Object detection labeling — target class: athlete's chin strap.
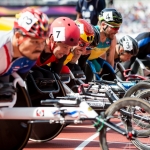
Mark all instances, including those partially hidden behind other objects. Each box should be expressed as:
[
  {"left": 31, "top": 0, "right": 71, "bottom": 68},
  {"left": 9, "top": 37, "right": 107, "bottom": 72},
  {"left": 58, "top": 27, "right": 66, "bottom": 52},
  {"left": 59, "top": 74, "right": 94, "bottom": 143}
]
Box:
[
  {"left": 103, "top": 24, "right": 108, "bottom": 37},
  {"left": 16, "top": 36, "right": 29, "bottom": 57},
  {"left": 48, "top": 34, "right": 56, "bottom": 53},
  {"left": 117, "top": 45, "right": 124, "bottom": 62}
]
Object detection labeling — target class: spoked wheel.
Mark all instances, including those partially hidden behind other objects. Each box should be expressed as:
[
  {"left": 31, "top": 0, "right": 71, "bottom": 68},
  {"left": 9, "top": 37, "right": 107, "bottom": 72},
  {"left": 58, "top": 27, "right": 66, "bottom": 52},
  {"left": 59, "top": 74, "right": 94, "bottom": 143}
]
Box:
[
  {"left": 99, "top": 97, "right": 150, "bottom": 150},
  {"left": 124, "top": 82, "right": 150, "bottom": 97},
  {"left": 29, "top": 79, "right": 65, "bottom": 142},
  {"left": 133, "top": 89, "right": 150, "bottom": 129},
  {"left": 0, "top": 85, "right": 32, "bottom": 150}
]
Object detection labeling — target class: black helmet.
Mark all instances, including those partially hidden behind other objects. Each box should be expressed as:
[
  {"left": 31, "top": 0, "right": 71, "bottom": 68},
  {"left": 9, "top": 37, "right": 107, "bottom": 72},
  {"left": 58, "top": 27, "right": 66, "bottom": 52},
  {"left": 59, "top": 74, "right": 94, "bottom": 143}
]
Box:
[
  {"left": 119, "top": 35, "right": 139, "bottom": 56},
  {"left": 90, "top": 26, "right": 100, "bottom": 47},
  {"left": 99, "top": 8, "right": 122, "bottom": 27}
]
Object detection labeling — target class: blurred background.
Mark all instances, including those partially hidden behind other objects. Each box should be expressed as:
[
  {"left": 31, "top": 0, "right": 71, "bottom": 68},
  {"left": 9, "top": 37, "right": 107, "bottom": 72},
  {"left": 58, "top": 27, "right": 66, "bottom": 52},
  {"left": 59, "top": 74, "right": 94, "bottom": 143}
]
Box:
[{"left": 0, "top": 0, "right": 149, "bottom": 38}]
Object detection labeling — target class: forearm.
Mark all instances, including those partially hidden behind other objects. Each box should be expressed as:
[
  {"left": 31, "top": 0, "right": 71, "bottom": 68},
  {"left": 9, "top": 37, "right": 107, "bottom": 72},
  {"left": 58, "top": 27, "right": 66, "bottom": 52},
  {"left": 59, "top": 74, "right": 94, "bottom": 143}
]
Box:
[
  {"left": 51, "top": 55, "right": 67, "bottom": 74},
  {"left": 76, "top": 12, "right": 82, "bottom": 19},
  {"left": 70, "top": 53, "right": 81, "bottom": 64}
]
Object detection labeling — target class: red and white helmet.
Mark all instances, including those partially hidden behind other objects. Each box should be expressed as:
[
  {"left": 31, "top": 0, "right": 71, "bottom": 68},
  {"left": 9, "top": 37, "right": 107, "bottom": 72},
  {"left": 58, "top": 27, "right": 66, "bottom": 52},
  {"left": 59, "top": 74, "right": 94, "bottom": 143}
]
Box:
[
  {"left": 75, "top": 19, "right": 94, "bottom": 44},
  {"left": 14, "top": 7, "right": 50, "bottom": 39},
  {"left": 49, "top": 17, "right": 80, "bottom": 46}
]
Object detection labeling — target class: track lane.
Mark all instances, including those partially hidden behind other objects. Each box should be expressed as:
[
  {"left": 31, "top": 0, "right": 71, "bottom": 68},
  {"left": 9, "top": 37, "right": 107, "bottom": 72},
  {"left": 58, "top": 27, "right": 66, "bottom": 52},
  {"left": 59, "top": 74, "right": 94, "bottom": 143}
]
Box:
[{"left": 24, "top": 120, "right": 140, "bottom": 150}]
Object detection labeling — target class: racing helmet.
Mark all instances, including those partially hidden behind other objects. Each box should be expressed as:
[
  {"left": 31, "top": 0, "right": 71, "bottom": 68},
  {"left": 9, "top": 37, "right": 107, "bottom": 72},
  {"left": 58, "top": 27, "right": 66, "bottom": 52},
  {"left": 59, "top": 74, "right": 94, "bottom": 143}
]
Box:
[
  {"left": 119, "top": 35, "right": 139, "bottom": 56},
  {"left": 49, "top": 17, "right": 80, "bottom": 46},
  {"left": 14, "top": 7, "right": 50, "bottom": 38},
  {"left": 99, "top": 8, "right": 122, "bottom": 27},
  {"left": 75, "top": 19, "right": 94, "bottom": 45}
]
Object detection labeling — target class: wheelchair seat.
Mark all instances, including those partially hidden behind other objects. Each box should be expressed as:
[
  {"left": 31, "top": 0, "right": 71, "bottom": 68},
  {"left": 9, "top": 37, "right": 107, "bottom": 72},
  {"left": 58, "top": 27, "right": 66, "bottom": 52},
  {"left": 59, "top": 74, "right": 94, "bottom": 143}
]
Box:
[
  {"left": 72, "top": 70, "right": 85, "bottom": 78},
  {"left": 27, "top": 71, "right": 60, "bottom": 96},
  {"left": 59, "top": 73, "right": 70, "bottom": 83},
  {"left": 131, "top": 58, "right": 150, "bottom": 76}
]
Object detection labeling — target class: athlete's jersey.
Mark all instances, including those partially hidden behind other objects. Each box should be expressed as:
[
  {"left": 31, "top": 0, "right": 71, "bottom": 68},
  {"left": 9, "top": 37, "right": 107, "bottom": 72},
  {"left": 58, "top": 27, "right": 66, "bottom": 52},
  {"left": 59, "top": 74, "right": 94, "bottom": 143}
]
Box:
[
  {"left": 36, "top": 50, "right": 67, "bottom": 74},
  {"left": 63, "top": 52, "right": 74, "bottom": 65},
  {"left": 76, "top": 0, "right": 105, "bottom": 25},
  {"left": 135, "top": 32, "right": 150, "bottom": 59},
  {"left": 0, "top": 30, "right": 36, "bottom": 76},
  {"left": 36, "top": 51, "right": 57, "bottom": 67},
  {"left": 88, "top": 26, "right": 111, "bottom": 60}
]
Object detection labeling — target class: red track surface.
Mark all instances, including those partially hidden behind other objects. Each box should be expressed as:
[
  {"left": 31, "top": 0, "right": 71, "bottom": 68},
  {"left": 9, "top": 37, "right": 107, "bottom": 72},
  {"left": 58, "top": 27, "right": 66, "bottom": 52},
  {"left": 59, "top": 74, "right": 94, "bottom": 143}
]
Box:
[{"left": 24, "top": 121, "right": 139, "bottom": 150}]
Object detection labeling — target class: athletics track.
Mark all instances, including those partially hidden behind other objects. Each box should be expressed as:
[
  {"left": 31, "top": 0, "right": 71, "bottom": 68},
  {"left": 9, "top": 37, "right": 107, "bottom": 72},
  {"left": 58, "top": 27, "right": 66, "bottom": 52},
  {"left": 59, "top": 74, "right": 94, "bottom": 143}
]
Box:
[{"left": 24, "top": 120, "right": 141, "bottom": 150}]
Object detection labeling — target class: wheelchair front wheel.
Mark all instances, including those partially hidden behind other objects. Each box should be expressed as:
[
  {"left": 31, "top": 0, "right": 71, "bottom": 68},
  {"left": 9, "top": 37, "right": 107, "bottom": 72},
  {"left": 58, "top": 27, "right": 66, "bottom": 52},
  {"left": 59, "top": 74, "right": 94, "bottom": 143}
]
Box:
[
  {"left": 0, "top": 85, "right": 32, "bottom": 150},
  {"left": 99, "top": 97, "right": 150, "bottom": 150}
]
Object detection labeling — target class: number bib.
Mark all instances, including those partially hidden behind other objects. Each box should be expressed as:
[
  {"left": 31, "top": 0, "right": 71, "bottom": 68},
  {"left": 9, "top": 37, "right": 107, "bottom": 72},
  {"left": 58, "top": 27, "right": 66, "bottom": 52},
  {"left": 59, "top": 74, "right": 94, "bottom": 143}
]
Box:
[{"left": 18, "top": 11, "right": 38, "bottom": 31}]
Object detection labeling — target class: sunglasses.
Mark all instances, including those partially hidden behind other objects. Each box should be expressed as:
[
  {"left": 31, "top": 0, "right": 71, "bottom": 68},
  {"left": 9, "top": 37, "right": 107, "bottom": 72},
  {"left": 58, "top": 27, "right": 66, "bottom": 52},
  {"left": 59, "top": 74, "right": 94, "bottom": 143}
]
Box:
[
  {"left": 78, "top": 40, "right": 90, "bottom": 48},
  {"left": 105, "top": 23, "right": 120, "bottom": 31}
]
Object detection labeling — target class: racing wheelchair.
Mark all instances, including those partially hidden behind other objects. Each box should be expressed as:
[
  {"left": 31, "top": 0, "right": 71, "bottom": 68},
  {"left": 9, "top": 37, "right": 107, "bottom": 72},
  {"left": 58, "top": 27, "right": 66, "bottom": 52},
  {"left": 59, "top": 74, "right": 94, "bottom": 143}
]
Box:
[{"left": 0, "top": 71, "right": 150, "bottom": 150}]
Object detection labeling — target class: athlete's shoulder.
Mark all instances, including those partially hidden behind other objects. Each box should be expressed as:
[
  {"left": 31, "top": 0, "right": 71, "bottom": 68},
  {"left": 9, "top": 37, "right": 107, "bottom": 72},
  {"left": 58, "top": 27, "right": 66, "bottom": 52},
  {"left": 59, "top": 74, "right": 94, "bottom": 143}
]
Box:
[
  {"left": 94, "top": 25, "right": 100, "bottom": 31},
  {"left": 0, "top": 30, "right": 14, "bottom": 49},
  {"left": 135, "top": 32, "right": 150, "bottom": 41}
]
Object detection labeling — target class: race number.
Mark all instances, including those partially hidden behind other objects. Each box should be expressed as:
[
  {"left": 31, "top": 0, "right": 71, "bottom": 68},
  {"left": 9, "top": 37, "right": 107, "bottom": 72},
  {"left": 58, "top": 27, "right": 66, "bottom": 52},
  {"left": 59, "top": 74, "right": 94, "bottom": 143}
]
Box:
[
  {"left": 18, "top": 12, "right": 38, "bottom": 31},
  {"left": 53, "top": 27, "right": 65, "bottom": 41},
  {"left": 123, "top": 41, "right": 133, "bottom": 51},
  {"left": 103, "top": 12, "right": 113, "bottom": 21},
  {"left": 77, "top": 23, "right": 84, "bottom": 34}
]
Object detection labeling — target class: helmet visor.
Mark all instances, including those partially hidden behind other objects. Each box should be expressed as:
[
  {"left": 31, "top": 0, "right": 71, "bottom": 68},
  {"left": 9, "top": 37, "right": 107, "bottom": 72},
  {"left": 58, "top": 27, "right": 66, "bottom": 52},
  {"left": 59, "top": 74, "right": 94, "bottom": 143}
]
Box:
[
  {"left": 105, "top": 23, "right": 120, "bottom": 31},
  {"left": 80, "top": 32, "right": 94, "bottom": 43},
  {"left": 78, "top": 39, "right": 90, "bottom": 47}
]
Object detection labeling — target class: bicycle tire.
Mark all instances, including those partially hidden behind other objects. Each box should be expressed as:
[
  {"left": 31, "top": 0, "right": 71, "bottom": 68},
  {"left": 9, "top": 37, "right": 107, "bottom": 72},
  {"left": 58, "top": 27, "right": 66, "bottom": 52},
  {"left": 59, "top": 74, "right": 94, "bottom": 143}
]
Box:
[
  {"left": 134, "top": 89, "right": 150, "bottom": 129},
  {"left": 29, "top": 79, "right": 65, "bottom": 142},
  {"left": 0, "top": 85, "right": 32, "bottom": 150},
  {"left": 99, "top": 97, "right": 150, "bottom": 150},
  {"left": 124, "top": 82, "right": 150, "bottom": 97}
]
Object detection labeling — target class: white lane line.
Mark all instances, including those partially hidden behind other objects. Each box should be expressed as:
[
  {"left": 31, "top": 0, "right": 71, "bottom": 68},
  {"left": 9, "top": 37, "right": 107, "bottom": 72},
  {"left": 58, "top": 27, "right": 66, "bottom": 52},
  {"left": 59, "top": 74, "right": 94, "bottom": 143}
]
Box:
[
  {"left": 75, "top": 133, "right": 99, "bottom": 150},
  {"left": 75, "top": 122, "right": 123, "bottom": 150}
]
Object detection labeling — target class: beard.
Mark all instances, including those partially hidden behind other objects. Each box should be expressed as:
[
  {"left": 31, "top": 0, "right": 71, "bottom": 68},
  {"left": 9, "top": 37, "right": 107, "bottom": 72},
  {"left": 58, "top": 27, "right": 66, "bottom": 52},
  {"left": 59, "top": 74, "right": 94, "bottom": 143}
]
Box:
[{"left": 105, "top": 32, "right": 115, "bottom": 40}]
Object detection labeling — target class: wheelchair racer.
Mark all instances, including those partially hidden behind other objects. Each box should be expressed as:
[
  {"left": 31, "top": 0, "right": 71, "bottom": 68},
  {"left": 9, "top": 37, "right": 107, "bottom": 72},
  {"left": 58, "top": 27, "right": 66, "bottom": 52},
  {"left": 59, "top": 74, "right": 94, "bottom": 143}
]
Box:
[
  {"left": 63, "top": 19, "right": 95, "bottom": 72},
  {"left": 114, "top": 35, "right": 139, "bottom": 63},
  {"left": 122, "top": 32, "right": 150, "bottom": 70},
  {"left": 86, "top": 34, "right": 139, "bottom": 82},
  {"left": 0, "top": 7, "right": 50, "bottom": 100},
  {"left": 0, "top": 7, "right": 50, "bottom": 81},
  {"left": 36, "top": 17, "right": 80, "bottom": 74},
  {"left": 85, "top": 8, "right": 122, "bottom": 81},
  {"left": 31, "top": 17, "right": 80, "bottom": 79},
  {"left": 88, "top": 8, "right": 122, "bottom": 68}
]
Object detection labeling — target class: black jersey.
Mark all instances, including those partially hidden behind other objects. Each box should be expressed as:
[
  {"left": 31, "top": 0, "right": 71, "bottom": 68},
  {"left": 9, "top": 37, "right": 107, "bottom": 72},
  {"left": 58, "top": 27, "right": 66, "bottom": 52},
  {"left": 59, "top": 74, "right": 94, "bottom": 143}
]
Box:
[
  {"left": 136, "top": 32, "right": 150, "bottom": 59},
  {"left": 76, "top": 0, "right": 106, "bottom": 25}
]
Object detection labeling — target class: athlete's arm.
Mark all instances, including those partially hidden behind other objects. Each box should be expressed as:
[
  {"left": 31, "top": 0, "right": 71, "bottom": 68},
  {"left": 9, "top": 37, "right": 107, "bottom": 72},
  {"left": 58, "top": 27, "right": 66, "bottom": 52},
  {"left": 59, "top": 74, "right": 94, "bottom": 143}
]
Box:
[
  {"left": 76, "top": 0, "right": 82, "bottom": 19},
  {"left": 106, "top": 36, "right": 117, "bottom": 67},
  {"left": 17, "top": 61, "right": 36, "bottom": 79},
  {"left": 51, "top": 55, "right": 67, "bottom": 74},
  {"left": 78, "top": 54, "right": 90, "bottom": 71},
  {"left": 100, "top": 53, "right": 106, "bottom": 60},
  {"left": 69, "top": 48, "right": 83, "bottom": 64},
  {"left": 76, "top": 12, "right": 82, "bottom": 19}
]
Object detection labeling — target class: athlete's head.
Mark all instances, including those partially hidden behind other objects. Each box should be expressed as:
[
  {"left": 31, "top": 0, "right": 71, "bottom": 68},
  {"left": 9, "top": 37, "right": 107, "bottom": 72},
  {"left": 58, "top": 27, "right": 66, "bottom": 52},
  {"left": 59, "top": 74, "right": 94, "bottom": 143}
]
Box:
[
  {"left": 13, "top": 7, "right": 50, "bottom": 60},
  {"left": 47, "top": 17, "right": 80, "bottom": 59},
  {"left": 74, "top": 19, "right": 94, "bottom": 55},
  {"left": 99, "top": 8, "right": 122, "bottom": 39},
  {"left": 13, "top": 8, "right": 50, "bottom": 60},
  {"left": 117, "top": 35, "right": 139, "bottom": 62}
]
